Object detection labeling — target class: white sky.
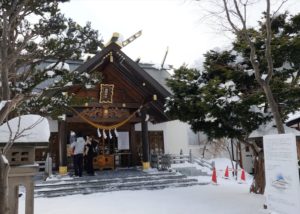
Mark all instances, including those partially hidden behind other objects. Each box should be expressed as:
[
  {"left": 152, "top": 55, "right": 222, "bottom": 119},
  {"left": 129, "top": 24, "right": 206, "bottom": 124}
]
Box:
[{"left": 60, "top": 0, "right": 300, "bottom": 68}]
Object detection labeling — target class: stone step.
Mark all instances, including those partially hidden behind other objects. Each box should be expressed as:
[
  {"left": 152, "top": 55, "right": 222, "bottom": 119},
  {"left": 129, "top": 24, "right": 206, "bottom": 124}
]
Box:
[
  {"left": 34, "top": 170, "right": 207, "bottom": 198},
  {"left": 35, "top": 173, "right": 186, "bottom": 189},
  {"left": 35, "top": 178, "right": 202, "bottom": 198}
]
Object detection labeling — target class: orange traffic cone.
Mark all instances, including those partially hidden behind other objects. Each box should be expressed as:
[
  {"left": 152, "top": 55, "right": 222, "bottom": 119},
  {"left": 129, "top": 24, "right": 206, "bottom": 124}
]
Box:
[
  {"left": 211, "top": 167, "right": 217, "bottom": 184},
  {"left": 224, "top": 166, "right": 229, "bottom": 179},
  {"left": 240, "top": 168, "right": 246, "bottom": 182}
]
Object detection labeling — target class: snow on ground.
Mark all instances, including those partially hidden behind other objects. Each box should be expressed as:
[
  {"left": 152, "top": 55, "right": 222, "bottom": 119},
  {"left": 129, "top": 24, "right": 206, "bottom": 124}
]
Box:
[
  {"left": 18, "top": 158, "right": 267, "bottom": 214},
  {"left": 19, "top": 179, "right": 265, "bottom": 214}
]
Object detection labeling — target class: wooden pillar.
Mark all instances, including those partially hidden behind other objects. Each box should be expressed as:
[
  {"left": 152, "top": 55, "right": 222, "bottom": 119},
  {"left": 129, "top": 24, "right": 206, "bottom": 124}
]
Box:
[
  {"left": 58, "top": 121, "right": 67, "bottom": 172},
  {"left": 129, "top": 123, "right": 137, "bottom": 166},
  {"left": 141, "top": 108, "right": 150, "bottom": 170}
]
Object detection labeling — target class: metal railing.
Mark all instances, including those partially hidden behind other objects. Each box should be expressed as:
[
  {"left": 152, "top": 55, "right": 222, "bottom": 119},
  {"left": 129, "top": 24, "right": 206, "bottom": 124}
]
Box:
[{"left": 150, "top": 149, "right": 213, "bottom": 171}]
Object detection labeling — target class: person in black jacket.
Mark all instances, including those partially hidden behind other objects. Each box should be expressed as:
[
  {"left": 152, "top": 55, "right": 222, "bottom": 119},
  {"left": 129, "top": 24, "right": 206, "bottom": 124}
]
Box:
[{"left": 85, "top": 136, "right": 95, "bottom": 176}]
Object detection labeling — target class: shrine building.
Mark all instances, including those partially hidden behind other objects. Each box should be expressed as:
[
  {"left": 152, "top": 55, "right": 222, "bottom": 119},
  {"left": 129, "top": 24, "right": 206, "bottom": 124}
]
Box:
[{"left": 46, "top": 35, "right": 174, "bottom": 172}]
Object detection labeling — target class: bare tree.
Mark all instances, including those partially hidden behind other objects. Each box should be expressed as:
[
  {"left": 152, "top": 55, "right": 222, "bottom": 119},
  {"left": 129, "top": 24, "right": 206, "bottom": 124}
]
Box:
[
  {"left": 221, "top": 0, "right": 285, "bottom": 133},
  {"left": 197, "top": 0, "right": 287, "bottom": 133},
  {"left": 0, "top": 1, "right": 102, "bottom": 213},
  {"left": 193, "top": 0, "right": 292, "bottom": 194}
]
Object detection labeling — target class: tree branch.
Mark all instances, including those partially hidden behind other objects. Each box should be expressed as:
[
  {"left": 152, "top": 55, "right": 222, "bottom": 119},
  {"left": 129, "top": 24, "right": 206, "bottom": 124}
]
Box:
[
  {"left": 264, "top": 0, "right": 273, "bottom": 83},
  {"left": 0, "top": 94, "right": 24, "bottom": 125}
]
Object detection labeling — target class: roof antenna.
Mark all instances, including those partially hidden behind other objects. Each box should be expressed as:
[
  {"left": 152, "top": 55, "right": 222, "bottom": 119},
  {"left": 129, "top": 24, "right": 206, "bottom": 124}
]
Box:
[{"left": 160, "top": 46, "right": 169, "bottom": 70}]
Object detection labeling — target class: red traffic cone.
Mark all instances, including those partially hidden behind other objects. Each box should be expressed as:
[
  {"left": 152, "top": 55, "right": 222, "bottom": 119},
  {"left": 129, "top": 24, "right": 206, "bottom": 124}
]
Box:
[
  {"left": 240, "top": 168, "right": 246, "bottom": 182},
  {"left": 211, "top": 167, "right": 217, "bottom": 184},
  {"left": 224, "top": 166, "right": 229, "bottom": 179}
]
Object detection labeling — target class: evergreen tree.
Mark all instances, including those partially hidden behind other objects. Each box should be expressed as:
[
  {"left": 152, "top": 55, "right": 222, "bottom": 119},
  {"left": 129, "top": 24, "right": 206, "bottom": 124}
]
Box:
[
  {"left": 166, "top": 51, "right": 269, "bottom": 140},
  {"left": 167, "top": 12, "right": 300, "bottom": 142},
  {"left": 166, "top": 12, "right": 300, "bottom": 194}
]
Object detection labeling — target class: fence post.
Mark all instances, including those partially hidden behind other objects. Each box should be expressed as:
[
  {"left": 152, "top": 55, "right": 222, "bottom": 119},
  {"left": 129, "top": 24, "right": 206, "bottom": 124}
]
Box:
[
  {"left": 150, "top": 153, "right": 159, "bottom": 169},
  {"left": 180, "top": 149, "right": 184, "bottom": 163},
  {"left": 161, "top": 154, "right": 171, "bottom": 170}
]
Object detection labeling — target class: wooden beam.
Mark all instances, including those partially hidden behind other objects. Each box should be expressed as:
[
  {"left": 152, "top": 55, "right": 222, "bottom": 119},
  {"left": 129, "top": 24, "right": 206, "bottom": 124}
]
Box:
[
  {"left": 66, "top": 116, "right": 142, "bottom": 124},
  {"left": 72, "top": 102, "right": 141, "bottom": 109}
]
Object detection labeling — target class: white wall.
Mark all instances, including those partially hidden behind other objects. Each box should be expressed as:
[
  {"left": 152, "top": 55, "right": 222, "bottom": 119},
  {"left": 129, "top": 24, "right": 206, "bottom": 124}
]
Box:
[{"left": 135, "top": 120, "right": 204, "bottom": 157}]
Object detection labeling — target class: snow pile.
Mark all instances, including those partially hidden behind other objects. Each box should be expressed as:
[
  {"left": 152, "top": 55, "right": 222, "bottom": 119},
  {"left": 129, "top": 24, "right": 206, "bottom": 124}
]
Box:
[
  {"left": 80, "top": 53, "right": 95, "bottom": 61},
  {"left": 0, "top": 100, "right": 8, "bottom": 111},
  {"left": 46, "top": 62, "right": 70, "bottom": 71},
  {"left": 171, "top": 157, "right": 253, "bottom": 185},
  {"left": 171, "top": 160, "right": 212, "bottom": 175},
  {"left": 249, "top": 120, "right": 300, "bottom": 139},
  {"left": 0, "top": 114, "right": 50, "bottom": 143},
  {"left": 0, "top": 154, "right": 9, "bottom": 164}
]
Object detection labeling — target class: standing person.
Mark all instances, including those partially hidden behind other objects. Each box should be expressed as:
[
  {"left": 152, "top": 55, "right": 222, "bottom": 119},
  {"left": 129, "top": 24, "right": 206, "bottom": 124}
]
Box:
[
  {"left": 85, "top": 135, "right": 95, "bottom": 176},
  {"left": 71, "top": 133, "right": 85, "bottom": 177}
]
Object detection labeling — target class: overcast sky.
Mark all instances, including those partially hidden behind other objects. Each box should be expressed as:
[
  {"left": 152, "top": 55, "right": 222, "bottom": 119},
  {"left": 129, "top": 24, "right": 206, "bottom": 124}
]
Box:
[{"left": 60, "top": 0, "right": 300, "bottom": 68}]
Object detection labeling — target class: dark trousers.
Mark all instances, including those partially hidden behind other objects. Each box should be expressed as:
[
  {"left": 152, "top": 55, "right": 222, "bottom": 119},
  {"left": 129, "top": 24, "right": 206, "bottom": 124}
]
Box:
[
  {"left": 86, "top": 155, "right": 94, "bottom": 175},
  {"left": 73, "top": 154, "right": 83, "bottom": 177}
]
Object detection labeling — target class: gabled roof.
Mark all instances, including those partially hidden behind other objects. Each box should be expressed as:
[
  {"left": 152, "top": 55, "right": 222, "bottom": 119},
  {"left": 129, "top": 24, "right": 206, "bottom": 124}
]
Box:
[
  {"left": 75, "top": 43, "right": 171, "bottom": 97},
  {"left": 75, "top": 43, "right": 171, "bottom": 122}
]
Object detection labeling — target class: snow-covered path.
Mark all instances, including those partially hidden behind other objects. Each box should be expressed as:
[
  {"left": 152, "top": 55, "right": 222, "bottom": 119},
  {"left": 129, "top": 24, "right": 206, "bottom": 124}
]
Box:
[{"left": 20, "top": 178, "right": 265, "bottom": 214}]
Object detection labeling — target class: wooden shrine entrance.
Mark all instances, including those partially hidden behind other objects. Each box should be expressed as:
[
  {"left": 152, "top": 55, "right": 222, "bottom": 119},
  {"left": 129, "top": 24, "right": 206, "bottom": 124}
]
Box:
[
  {"left": 54, "top": 41, "right": 170, "bottom": 171},
  {"left": 66, "top": 121, "right": 139, "bottom": 170}
]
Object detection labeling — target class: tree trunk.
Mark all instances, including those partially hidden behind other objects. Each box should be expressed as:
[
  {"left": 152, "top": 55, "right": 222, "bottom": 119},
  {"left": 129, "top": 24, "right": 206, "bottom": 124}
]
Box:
[
  {"left": 226, "top": 139, "right": 235, "bottom": 177},
  {"left": 251, "top": 151, "right": 265, "bottom": 194},
  {"left": 1, "top": 66, "right": 10, "bottom": 100},
  {"left": 0, "top": 154, "right": 10, "bottom": 214},
  {"left": 262, "top": 83, "right": 285, "bottom": 133}
]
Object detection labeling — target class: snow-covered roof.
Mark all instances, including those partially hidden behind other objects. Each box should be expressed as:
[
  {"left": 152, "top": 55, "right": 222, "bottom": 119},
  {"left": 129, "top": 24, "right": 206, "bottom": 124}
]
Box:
[
  {"left": 0, "top": 115, "right": 50, "bottom": 143},
  {"left": 249, "top": 121, "right": 300, "bottom": 139},
  {"left": 139, "top": 63, "right": 172, "bottom": 93},
  {"left": 285, "top": 111, "right": 300, "bottom": 123}
]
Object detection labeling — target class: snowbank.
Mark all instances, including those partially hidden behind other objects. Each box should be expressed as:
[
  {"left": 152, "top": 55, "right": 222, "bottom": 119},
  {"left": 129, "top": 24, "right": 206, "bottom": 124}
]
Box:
[
  {"left": 0, "top": 100, "right": 8, "bottom": 111},
  {"left": 0, "top": 114, "right": 50, "bottom": 143},
  {"left": 249, "top": 121, "right": 300, "bottom": 139}
]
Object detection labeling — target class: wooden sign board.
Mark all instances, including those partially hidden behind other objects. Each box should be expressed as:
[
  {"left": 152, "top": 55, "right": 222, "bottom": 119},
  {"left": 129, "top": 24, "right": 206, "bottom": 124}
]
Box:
[{"left": 99, "top": 84, "right": 114, "bottom": 103}]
